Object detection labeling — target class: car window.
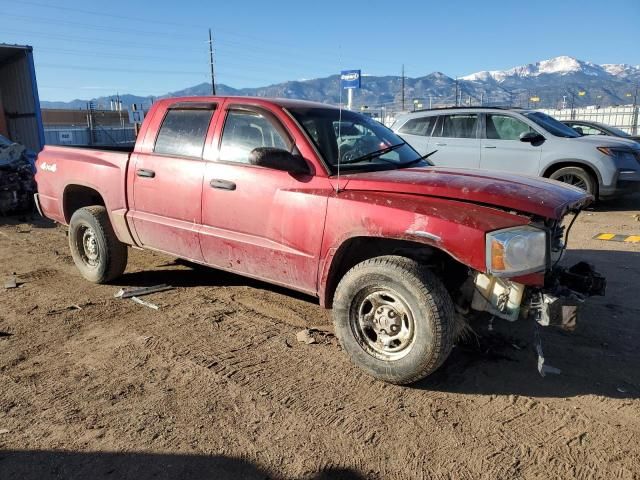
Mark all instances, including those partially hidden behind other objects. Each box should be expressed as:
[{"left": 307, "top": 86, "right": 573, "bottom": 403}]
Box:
[
  {"left": 398, "top": 116, "right": 435, "bottom": 136},
  {"left": 433, "top": 114, "right": 478, "bottom": 139},
  {"left": 577, "top": 125, "right": 604, "bottom": 136},
  {"left": 486, "top": 114, "right": 533, "bottom": 140},
  {"left": 219, "top": 110, "right": 291, "bottom": 164},
  {"left": 154, "top": 108, "right": 214, "bottom": 157}
]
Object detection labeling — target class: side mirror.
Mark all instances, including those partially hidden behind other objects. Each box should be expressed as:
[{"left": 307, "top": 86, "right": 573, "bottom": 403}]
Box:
[
  {"left": 519, "top": 131, "right": 544, "bottom": 143},
  {"left": 249, "top": 147, "right": 310, "bottom": 175}
]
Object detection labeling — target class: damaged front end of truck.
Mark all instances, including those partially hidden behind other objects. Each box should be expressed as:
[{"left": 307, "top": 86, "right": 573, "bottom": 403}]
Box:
[{"left": 462, "top": 208, "right": 606, "bottom": 373}]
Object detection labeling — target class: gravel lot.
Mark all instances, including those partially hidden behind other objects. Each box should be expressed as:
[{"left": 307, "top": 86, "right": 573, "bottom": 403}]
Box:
[{"left": 1, "top": 196, "right": 639, "bottom": 479}]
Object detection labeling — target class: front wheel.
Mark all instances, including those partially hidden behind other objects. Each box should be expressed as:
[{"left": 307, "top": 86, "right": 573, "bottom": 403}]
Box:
[
  {"left": 549, "top": 166, "right": 597, "bottom": 197},
  {"left": 332, "top": 256, "right": 455, "bottom": 385},
  {"left": 68, "top": 206, "right": 128, "bottom": 283}
]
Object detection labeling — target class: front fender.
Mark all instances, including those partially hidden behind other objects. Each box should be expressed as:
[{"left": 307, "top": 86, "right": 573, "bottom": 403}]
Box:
[{"left": 317, "top": 191, "right": 532, "bottom": 305}]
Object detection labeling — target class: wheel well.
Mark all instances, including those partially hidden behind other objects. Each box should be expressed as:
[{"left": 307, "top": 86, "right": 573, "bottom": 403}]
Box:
[
  {"left": 543, "top": 162, "right": 600, "bottom": 188},
  {"left": 323, "top": 236, "right": 468, "bottom": 307},
  {"left": 63, "top": 185, "right": 105, "bottom": 223}
]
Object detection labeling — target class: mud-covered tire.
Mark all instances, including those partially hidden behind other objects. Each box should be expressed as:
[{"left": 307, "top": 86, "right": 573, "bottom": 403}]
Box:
[
  {"left": 332, "top": 255, "right": 455, "bottom": 385},
  {"left": 549, "top": 166, "right": 597, "bottom": 197},
  {"left": 68, "top": 206, "right": 128, "bottom": 283}
]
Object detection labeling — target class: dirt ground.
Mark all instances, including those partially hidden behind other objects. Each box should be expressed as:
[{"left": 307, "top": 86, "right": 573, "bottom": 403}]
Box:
[{"left": 1, "top": 196, "right": 639, "bottom": 480}]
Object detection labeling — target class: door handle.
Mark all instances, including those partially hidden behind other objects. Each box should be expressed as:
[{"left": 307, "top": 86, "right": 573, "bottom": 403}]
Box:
[
  {"left": 434, "top": 142, "right": 447, "bottom": 146},
  {"left": 136, "top": 168, "right": 155, "bottom": 178},
  {"left": 209, "top": 179, "right": 236, "bottom": 191},
  {"left": 483, "top": 145, "right": 497, "bottom": 149}
]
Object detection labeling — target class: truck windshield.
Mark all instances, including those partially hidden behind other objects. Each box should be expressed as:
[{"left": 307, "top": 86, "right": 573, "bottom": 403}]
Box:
[
  {"left": 523, "top": 111, "right": 581, "bottom": 138},
  {"left": 287, "top": 107, "right": 428, "bottom": 173}
]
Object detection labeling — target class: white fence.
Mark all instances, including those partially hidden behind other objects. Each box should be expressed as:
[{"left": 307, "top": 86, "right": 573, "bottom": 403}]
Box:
[
  {"left": 538, "top": 105, "right": 639, "bottom": 135},
  {"left": 44, "top": 126, "right": 136, "bottom": 146}
]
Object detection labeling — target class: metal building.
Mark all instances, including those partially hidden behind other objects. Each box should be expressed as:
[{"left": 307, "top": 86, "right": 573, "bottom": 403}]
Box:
[{"left": 0, "top": 43, "right": 44, "bottom": 151}]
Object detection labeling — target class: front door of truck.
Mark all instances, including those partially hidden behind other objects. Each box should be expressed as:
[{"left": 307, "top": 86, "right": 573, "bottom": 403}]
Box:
[
  {"left": 131, "top": 104, "right": 216, "bottom": 261},
  {"left": 199, "top": 105, "right": 330, "bottom": 294}
]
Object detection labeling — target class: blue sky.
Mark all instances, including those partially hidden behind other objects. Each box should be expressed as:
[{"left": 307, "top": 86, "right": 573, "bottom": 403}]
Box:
[{"left": 2, "top": 0, "right": 639, "bottom": 101}]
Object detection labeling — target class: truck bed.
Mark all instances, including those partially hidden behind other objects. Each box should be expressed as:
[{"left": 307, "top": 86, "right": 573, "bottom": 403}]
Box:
[{"left": 55, "top": 144, "right": 135, "bottom": 153}]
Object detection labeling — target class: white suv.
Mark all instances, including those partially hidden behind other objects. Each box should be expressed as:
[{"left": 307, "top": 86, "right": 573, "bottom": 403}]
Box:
[{"left": 392, "top": 107, "right": 640, "bottom": 198}]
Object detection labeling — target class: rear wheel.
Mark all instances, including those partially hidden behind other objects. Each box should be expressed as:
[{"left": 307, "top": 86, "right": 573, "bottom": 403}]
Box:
[
  {"left": 549, "top": 166, "right": 597, "bottom": 196},
  {"left": 68, "top": 206, "right": 128, "bottom": 283},
  {"left": 332, "top": 256, "right": 455, "bottom": 385}
]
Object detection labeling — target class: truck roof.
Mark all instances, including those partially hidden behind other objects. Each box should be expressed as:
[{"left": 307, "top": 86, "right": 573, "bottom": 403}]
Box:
[{"left": 158, "top": 96, "right": 337, "bottom": 110}]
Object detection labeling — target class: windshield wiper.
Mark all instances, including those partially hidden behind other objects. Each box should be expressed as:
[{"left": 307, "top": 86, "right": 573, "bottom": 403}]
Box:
[
  {"left": 339, "top": 143, "right": 405, "bottom": 165},
  {"left": 399, "top": 149, "right": 438, "bottom": 167}
]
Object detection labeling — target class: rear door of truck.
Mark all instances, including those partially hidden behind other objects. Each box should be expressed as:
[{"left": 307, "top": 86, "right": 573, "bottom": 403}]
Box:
[{"left": 129, "top": 101, "right": 219, "bottom": 261}]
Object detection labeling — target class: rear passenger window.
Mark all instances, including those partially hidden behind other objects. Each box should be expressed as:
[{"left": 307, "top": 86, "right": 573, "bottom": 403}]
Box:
[
  {"left": 154, "top": 108, "right": 214, "bottom": 158},
  {"left": 434, "top": 114, "right": 478, "bottom": 138},
  {"left": 219, "top": 110, "right": 291, "bottom": 164},
  {"left": 398, "top": 117, "right": 435, "bottom": 136},
  {"left": 486, "top": 114, "right": 532, "bottom": 140}
]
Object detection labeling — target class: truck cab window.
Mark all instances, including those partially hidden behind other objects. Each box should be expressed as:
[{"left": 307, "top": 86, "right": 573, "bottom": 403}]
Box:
[
  {"left": 219, "top": 110, "right": 291, "bottom": 164},
  {"left": 154, "top": 109, "right": 213, "bottom": 158}
]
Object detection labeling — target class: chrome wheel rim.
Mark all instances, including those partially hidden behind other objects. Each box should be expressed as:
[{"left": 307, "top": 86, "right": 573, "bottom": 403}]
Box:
[
  {"left": 79, "top": 225, "right": 99, "bottom": 267},
  {"left": 556, "top": 174, "right": 588, "bottom": 191},
  {"left": 351, "top": 288, "right": 415, "bottom": 361}
]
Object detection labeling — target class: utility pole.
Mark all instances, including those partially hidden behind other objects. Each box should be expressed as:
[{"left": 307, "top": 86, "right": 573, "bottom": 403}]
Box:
[
  {"left": 632, "top": 84, "right": 639, "bottom": 136},
  {"left": 209, "top": 28, "right": 216, "bottom": 95},
  {"left": 454, "top": 78, "right": 459, "bottom": 106},
  {"left": 401, "top": 64, "right": 405, "bottom": 111}
]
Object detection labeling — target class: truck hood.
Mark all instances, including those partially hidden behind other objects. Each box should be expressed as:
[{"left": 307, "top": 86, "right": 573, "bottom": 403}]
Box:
[{"left": 339, "top": 167, "right": 591, "bottom": 219}]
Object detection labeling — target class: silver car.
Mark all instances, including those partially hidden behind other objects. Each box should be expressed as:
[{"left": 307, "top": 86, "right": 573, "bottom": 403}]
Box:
[{"left": 392, "top": 107, "right": 640, "bottom": 198}]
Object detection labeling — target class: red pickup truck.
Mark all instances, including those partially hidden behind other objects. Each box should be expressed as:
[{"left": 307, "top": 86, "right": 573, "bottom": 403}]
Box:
[{"left": 34, "top": 96, "right": 605, "bottom": 384}]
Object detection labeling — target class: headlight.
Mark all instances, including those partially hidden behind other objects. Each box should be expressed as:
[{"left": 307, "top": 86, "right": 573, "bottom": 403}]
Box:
[
  {"left": 597, "top": 147, "right": 637, "bottom": 163},
  {"left": 486, "top": 226, "right": 547, "bottom": 276}
]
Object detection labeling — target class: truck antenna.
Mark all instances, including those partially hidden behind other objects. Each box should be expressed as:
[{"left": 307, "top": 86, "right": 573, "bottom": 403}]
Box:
[
  {"left": 337, "top": 78, "right": 343, "bottom": 193},
  {"left": 336, "top": 49, "right": 343, "bottom": 193}
]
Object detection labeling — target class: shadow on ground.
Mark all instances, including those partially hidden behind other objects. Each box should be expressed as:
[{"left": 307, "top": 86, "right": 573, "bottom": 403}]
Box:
[
  {"left": 112, "top": 249, "right": 640, "bottom": 400},
  {"left": 415, "top": 249, "right": 639, "bottom": 399},
  {"left": 0, "top": 450, "right": 364, "bottom": 480}
]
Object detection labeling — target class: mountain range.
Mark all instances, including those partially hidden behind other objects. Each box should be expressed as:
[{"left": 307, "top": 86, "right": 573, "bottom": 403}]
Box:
[{"left": 40, "top": 56, "right": 640, "bottom": 111}]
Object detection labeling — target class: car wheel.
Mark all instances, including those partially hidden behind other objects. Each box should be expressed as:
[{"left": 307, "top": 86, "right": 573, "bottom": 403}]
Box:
[
  {"left": 550, "top": 166, "right": 597, "bottom": 196},
  {"left": 332, "top": 255, "right": 455, "bottom": 385},
  {"left": 68, "top": 206, "right": 128, "bottom": 283}
]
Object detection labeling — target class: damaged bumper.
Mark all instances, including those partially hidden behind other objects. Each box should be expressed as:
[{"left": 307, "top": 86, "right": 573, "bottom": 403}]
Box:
[
  {"left": 528, "top": 262, "right": 606, "bottom": 331},
  {"left": 470, "top": 262, "right": 606, "bottom": 330}
]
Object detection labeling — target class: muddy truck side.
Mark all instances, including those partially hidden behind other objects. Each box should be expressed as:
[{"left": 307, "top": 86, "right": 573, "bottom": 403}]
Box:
[{"left": 34, "top": 96, "right": 606, "bottom": 384}]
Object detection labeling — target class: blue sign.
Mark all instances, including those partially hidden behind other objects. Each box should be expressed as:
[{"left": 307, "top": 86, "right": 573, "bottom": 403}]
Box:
[{"left": 341, "top": 70, "right": 361, "bottom": 89}]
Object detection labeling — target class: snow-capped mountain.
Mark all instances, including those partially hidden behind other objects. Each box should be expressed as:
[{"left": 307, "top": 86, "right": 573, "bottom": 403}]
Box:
[{"left": 461, "top": 56, "right": 639, "bottom": 82}]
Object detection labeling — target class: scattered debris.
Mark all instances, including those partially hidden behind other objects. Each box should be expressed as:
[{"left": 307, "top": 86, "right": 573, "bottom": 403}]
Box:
[
  {"left": 4, "top": 274, "right": 17, "bottom": 289},
  {"left": 0, "top": 135, "right": 36, "bottom": 216},
  {"left": 536, "top": 340, "right": 561, "bottom": 377},
  {"left": 0, "top": 331, "right": 13, "bottom": 338},
  {"left": 46, "top": 304, "right": 84, "bottom": 316},
  {"left": 633, "top": 213, "right": 640, "bottom": 222},
  {"left": 295, "top": 327, "right": 336, "bottom": 345},
  {"left": 131, "top": 296, "right": 159, "bottom": 310},
  {"left": 616, "top": 386, "right": 628, "bottom": 394},
  {"left": 114, "top": 284, "right": 173, "bottom": 299},
  {"left": 0, "top": 428, "right": 10, "bottom": 435},
  {"left": 296, "top": 329, "right": 317, "bottom": 345}
]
